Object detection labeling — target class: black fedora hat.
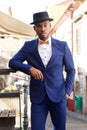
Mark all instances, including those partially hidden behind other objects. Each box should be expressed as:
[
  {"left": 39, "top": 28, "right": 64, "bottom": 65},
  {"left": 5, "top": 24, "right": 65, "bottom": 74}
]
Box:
[{"left": 30, "top": 11, "right": 53, "bottom": 24}]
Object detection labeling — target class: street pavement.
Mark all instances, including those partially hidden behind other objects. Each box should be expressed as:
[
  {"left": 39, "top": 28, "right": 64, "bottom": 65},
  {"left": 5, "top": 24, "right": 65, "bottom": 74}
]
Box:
[
  {"left": 66, "top": 115, "right": 87, "bottom": 130},
  {"left": 46, "top": 110, "right": 87, "bottom": 130}
]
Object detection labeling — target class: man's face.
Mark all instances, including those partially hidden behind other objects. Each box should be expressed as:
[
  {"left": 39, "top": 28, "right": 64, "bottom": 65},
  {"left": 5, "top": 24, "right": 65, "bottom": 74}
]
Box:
[{"left": 34, "top": 21, "right": 51, "bottom": 41}]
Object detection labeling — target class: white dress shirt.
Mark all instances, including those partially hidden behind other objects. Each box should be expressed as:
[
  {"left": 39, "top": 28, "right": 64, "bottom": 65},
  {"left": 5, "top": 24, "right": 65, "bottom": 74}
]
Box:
[{"left": 38, "top": 38, "right": 52, "bottom": 67}]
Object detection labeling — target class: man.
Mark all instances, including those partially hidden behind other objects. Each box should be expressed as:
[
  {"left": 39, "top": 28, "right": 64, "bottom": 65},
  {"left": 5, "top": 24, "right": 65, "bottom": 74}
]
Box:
[{"left": 9, "top": 11, "right": 75, "bottom": 130}]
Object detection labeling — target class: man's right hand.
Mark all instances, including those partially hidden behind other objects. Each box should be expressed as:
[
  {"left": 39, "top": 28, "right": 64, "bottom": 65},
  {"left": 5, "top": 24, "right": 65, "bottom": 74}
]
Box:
[{"left": 29, "top": 67, "right": 44, "bottom": 80}]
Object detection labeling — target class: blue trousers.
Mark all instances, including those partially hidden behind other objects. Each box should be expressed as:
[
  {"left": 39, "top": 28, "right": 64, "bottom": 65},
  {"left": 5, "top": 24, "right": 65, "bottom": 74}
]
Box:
[{"left": 31, "top": 94, "right": 67, "bottom": 130}]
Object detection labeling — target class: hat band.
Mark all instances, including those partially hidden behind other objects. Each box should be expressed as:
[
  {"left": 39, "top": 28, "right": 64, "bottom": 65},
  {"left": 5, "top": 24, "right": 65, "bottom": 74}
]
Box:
[{"left": 31, "top": 18, "right": 53, "bottom": 24}]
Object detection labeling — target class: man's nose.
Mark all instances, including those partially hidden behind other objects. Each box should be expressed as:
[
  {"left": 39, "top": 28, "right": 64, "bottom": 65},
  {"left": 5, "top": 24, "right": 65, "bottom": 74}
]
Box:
[{"left": 41, "top": 26, "right": 45, "bottom": 31}]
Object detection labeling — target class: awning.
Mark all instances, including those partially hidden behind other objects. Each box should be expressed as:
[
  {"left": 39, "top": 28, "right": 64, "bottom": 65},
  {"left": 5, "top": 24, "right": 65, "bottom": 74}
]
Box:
[{"left": 0, "top": 11, "right": 36, "bottom": 39}]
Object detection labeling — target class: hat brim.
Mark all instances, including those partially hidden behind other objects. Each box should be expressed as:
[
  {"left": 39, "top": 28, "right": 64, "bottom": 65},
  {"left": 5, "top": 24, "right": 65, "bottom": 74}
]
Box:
[{"left": 30, "top": 18, "right": 53, "bottom": 24}]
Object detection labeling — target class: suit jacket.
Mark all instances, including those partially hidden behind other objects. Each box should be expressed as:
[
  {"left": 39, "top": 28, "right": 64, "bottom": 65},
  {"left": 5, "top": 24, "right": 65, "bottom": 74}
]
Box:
[{"left": 9, "top": 37, "right": 75, "bottom": 103}]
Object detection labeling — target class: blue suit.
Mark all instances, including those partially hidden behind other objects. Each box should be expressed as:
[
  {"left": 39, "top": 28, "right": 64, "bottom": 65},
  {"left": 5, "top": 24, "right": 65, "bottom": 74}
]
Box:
[{"left": 9, "top": 37, "right": 75, "bottom": 130}]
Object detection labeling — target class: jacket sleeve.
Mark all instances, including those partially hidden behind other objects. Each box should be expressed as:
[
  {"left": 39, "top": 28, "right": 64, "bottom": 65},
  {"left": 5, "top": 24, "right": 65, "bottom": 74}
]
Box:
[
  {"left": 9, "top": 42, "right": 32, "bottom": 75},
  {"left": 63, "top": 42, "right": 75, "bottom": 95}
]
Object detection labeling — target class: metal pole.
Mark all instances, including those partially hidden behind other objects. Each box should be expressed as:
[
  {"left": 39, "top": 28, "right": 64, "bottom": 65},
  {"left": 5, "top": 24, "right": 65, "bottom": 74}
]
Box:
[{"left": 23, "top": 83, "right": 28, "bottom": 130}]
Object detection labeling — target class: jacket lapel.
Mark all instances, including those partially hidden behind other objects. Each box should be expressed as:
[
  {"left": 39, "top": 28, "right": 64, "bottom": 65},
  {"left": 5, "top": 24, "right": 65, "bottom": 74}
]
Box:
[
  {"left": 46, "top": 38, "right": 56, "bottom": 68},
  {"left": 32, "top": 39, "right": 45, "bottom": 68}
]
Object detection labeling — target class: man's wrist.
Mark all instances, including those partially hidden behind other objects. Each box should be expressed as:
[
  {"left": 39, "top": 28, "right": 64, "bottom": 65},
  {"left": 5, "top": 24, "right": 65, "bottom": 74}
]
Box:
[{"left": 66, "top": 93, "right": 69, "bottom": 99}]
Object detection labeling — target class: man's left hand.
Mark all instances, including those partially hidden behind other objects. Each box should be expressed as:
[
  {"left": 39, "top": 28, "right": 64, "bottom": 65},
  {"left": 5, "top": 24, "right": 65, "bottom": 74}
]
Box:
[{"left": 66, "top": 93, "right": 69, "bottom": 99}]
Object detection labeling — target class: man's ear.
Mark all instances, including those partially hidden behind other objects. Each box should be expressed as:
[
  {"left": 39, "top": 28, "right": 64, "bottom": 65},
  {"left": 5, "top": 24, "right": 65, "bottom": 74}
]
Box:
[
  {"left": 50, "top": 23, "right": 51, "bottom": 28},
  {"left": 33, "top": 26, "right": 36, "bottom": 31}
]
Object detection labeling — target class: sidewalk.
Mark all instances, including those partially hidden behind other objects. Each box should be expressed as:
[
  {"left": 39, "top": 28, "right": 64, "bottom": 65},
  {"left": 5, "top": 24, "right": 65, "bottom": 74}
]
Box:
[
  {"left": 67, "top": 109, "right": 87, "bottom": 121},
  {"left": 66, "top": 110, "right": 87, "bottom": 130},
  {"left": 46, "top": 110, "right": 87, "bottom": 130}
]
